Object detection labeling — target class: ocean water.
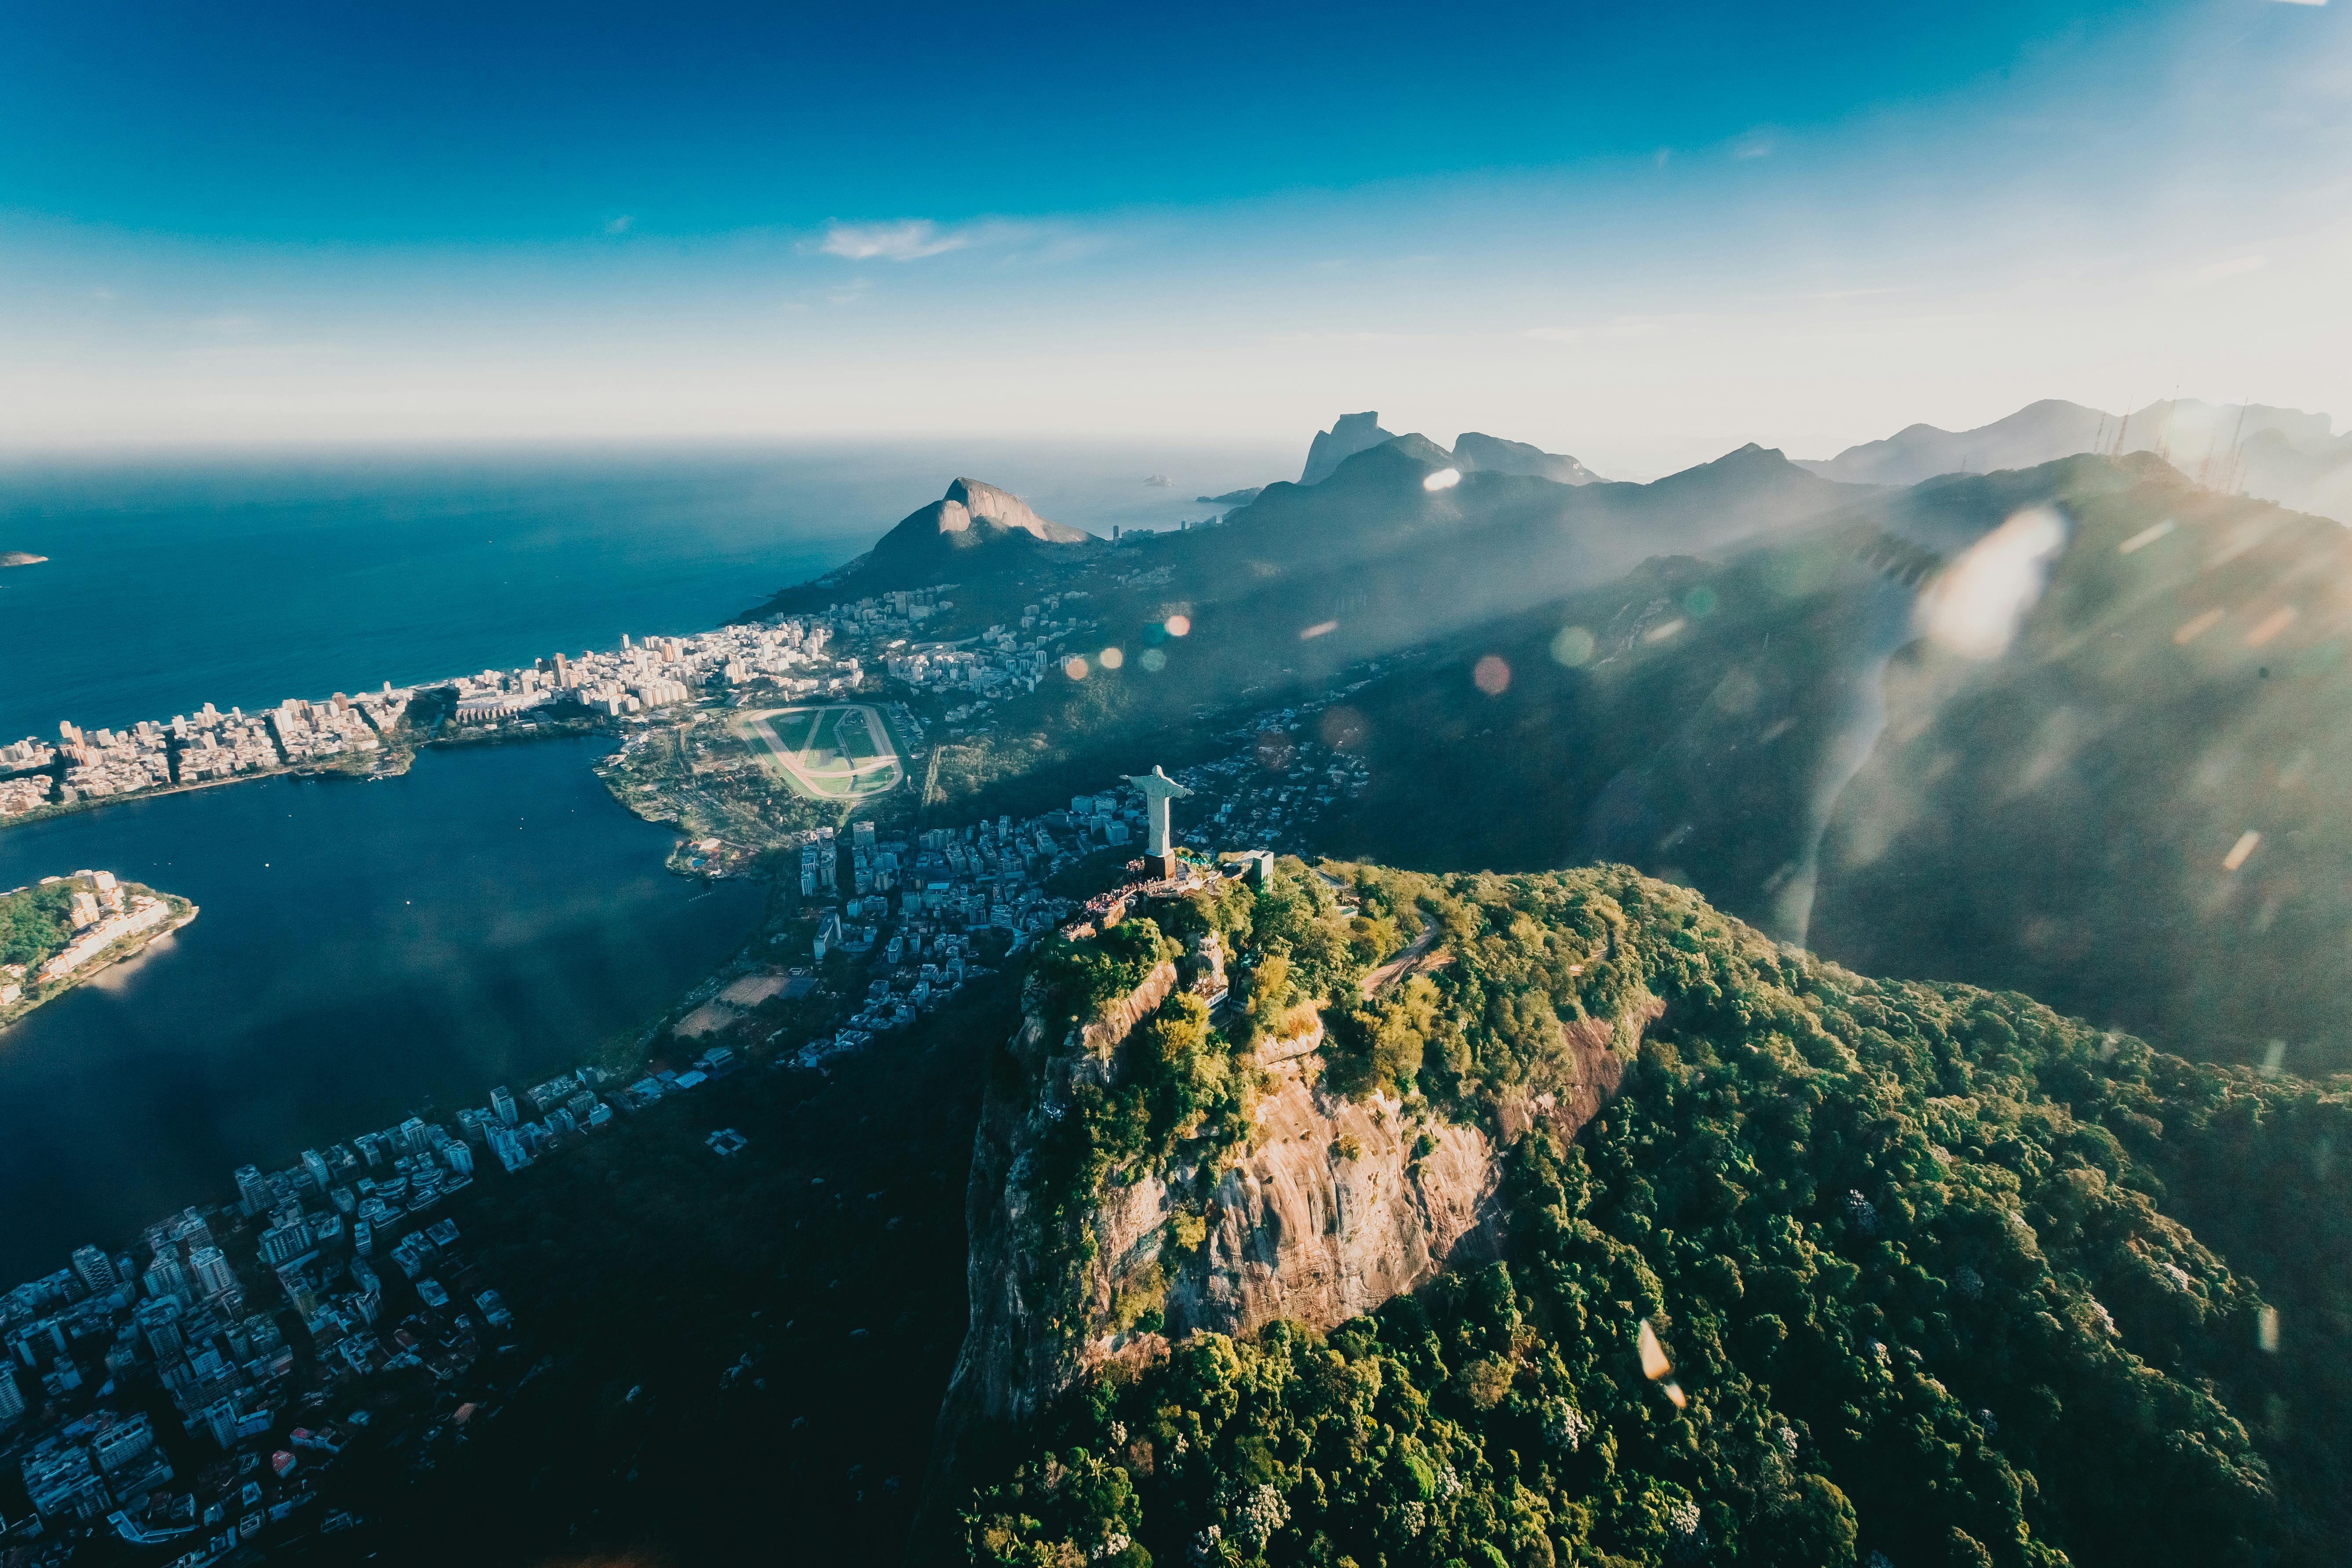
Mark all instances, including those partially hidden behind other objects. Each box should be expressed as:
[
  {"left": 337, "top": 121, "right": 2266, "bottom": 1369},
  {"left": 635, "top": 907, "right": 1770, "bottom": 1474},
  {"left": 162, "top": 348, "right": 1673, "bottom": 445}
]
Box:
[
  {"left": 0, "top": 439, "right": 1288, "bottom": 742},
  {"left": 0, "top": 736, "right": 766, "bottom": 1285}
]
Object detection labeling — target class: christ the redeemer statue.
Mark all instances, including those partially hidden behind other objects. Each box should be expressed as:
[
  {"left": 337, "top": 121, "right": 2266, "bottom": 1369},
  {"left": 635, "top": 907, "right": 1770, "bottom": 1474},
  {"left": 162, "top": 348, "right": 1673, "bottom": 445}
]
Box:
[{"left": 1124, "top": 764, "right": 1193, "bottom": 873}]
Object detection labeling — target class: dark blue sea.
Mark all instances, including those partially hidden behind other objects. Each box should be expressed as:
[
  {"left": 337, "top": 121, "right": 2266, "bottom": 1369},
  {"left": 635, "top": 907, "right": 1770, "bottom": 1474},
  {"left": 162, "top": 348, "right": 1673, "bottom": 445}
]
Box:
[{"left": 0, "top": 440, "right": 1280, "bottom": 1284}]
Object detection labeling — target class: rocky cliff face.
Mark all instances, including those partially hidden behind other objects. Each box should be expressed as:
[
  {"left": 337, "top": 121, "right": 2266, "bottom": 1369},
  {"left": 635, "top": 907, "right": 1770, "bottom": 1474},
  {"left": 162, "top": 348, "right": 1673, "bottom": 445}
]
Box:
[
  {"left": 925, "top": 945, "right": 1649, "bottom": 1518},
  {"left": 1300, "top": 411, "right": 1396, "bottom": 485},
  {"left": 864, "top": 476, "right": 1098, "bottom": 583}
]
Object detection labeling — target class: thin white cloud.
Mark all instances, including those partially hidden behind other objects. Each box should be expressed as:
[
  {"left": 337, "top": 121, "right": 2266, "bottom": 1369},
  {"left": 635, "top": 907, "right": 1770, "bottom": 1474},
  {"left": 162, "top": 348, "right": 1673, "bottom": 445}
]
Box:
[
  {"left": 818, "top": 219, "right": 977, "bottom": 262},
  {"left": 1731, "top": 127, "right": 1776, "bottom": 160},
  {"left": 604, "top": 214, "right": 635, "bottom": 236}
]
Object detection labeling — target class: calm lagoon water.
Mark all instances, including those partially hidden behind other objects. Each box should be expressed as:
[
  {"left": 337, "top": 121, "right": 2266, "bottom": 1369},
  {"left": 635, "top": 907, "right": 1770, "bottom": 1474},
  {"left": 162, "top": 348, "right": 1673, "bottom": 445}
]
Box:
[{"left": 0, "top": 737, "right": 767, "bottom": 1284}]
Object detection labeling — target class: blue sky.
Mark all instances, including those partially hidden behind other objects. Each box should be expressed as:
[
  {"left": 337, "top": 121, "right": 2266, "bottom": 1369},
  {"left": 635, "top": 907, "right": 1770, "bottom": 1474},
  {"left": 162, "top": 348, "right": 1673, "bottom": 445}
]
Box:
[{"left": 4, "top": 0, "right": 2346, "bottom": 469}]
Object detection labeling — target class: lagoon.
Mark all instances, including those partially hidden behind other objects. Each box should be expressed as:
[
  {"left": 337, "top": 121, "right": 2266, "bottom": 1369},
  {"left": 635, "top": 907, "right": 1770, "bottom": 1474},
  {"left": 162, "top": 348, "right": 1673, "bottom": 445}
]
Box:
[{"left": 0, "top": 736, "right": 765, "bottom": 1284}]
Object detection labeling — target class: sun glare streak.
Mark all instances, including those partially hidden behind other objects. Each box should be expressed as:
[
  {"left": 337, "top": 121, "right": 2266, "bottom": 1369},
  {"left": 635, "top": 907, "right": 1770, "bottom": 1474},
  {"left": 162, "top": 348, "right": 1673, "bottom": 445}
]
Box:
[
  {"left": 1638, "top": 1320, "right": 1672, "bottom": 1381},
  {"left": 2173, "top": 609, "right": 2224, "bottom": 645},
  {"left": 1300, "top": 620, "right": 1338, "bottom": 640},
  {"left": 2223, "top": 830, "right": 2261, "bottom": 871},
  {"left": 1423, "top": 468, "right": 1462, "bottom": 491},
  {"left": 1637, "top": 1319, "right": 1686, "bottom": 1407},
  {"left": 2246, "top": 607, "right": 2297, "bottom": 646},
  {"left": 2119, "top": 518, "right": 2175, "bottom": 554}
]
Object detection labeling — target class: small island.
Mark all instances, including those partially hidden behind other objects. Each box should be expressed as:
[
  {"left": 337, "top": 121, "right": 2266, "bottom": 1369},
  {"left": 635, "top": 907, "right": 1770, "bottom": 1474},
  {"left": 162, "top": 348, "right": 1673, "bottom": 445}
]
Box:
[
  {"left": 0, "top": 551, "right": 49, "bottom": 568},
  {"left": 0, "top": 870, "right": 196, "bottom": 1027}
]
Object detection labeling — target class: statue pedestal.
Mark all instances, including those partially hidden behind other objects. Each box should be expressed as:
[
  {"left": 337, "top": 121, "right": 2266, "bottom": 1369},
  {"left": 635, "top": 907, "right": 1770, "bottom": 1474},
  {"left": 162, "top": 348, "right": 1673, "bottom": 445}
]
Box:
[{"left": 1149, "top": 852, "right": 1179, "bottom": 881}]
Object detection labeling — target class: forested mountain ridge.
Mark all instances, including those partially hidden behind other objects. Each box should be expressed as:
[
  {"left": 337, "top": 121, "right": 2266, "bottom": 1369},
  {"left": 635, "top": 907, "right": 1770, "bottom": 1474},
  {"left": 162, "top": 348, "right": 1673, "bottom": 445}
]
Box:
[{"left": 955, "top": 862, "right": 2352, "bottom": 1568}]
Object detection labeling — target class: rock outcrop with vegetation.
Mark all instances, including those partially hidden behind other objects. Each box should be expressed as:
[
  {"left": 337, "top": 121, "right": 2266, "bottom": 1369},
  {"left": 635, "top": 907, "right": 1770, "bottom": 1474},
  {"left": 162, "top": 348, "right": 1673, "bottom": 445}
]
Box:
[
  {"left": 955, "top": 864, "right": 2352, "bottom": 1568},
  {"left": 931, "top": 859, "right": 1644, "bottom": 1509}
]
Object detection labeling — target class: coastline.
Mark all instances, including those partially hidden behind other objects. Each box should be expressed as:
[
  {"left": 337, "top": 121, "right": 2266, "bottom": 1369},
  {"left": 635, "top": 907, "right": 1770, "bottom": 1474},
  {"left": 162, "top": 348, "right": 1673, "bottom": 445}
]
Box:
[
  {"left": 0, "top": 714, "right": 642, "bottom": 840},
  {"left": 0, "top": 747, "right": 415, "bottom": 833},
  {"left": 0, "top": 885, "right": 198, "bottom": 1032}
]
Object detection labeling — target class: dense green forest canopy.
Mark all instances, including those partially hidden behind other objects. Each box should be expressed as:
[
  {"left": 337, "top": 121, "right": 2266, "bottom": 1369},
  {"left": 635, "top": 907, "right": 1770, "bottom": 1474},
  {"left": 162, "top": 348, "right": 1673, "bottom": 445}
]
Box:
[
  {"left": 963, "top": 866, "right": 2352, "bottom": 1568},
  {"left": 0, "top": 877, "right": 88, "bottom": 968}
]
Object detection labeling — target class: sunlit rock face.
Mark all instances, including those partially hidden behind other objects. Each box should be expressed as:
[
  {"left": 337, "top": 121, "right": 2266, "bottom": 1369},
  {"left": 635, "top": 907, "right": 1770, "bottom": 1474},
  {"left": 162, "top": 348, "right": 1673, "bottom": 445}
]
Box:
[
  {"left": 864, "top": 476, "right": 1097, "bottom": 580},
  {"left": 931, "top": 955, "right": 1643, "bottom": 1478}
]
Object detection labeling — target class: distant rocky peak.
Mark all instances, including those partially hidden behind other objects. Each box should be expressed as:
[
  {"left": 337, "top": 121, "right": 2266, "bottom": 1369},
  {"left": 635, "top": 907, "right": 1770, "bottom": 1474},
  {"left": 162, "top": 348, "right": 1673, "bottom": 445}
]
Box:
[
  {"left": 1301, "top": 411, "right": 1398, "bottom": 485},
  {"left": 1452, "top": 430, "right": 1598, "bottom": 485},
  {"left": 938, "top": 477, "right": 1085, "bottom": 543}
]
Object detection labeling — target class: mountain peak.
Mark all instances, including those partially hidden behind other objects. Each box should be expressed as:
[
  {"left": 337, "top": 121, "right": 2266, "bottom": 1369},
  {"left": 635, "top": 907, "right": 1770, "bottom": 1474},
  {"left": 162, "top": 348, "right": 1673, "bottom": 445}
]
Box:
[
  {"left": 1300, "top": 412, "right": 1397, "bottom": 485},
  {"left": 1452, "top": 431, "right": 1598, "bottom": 485},
  {"left": 861, "top": 478, "right": 1097, "bottom": 583},
  {"left": 937, "top": 478, "right": 1090, "bottom": 544}
]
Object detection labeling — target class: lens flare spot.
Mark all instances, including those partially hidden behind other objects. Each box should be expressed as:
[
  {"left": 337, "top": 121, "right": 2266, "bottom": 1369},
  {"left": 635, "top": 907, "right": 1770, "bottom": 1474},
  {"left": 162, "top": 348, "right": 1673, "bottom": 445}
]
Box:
[
  {"left": 2258, "top": 1304, "right": 2280, "bottom": 1354},
  {"left": 1164, "top": 613, "right": 1191, "bottom": 637},
  {"left": 1139, "top": 647, "right": 1168, "bottom": 673},
  {"left": 2119, "top": 518, "right": 2175, "bottom": 554},
  {"left": 1551, "top": 626, "right": 1595, "bottom": 666},
  {"left": 1319, "top": 706, "right": 1366, "bottom": 750},
  {"left": 1641, "top": 618, "right": 1686, "bottom": 645},
  {"left": 1299, "top": 620, "right": 1338, "bottom": 640},
  {"left": 1682, "top": 585, "right": 1718, "bottom": 617},
  {"left": 1062, "top": 656, "right": 1090, "bottom": 680},
  {"left": 1917, "top": 505, "right": 2067, "bottom": 659},
  {"left": 1099, "top": 646, "right": 1125, "bottom": 670},
  {"left": 2223, "top": 830, "right": 2261, "bottom": 871},
  {"left": 1423, "top": 467, "right": 1462, "bottom": 491},
  {"left": 1473, "top": 655, "right": 1511, "bottom": 696}
]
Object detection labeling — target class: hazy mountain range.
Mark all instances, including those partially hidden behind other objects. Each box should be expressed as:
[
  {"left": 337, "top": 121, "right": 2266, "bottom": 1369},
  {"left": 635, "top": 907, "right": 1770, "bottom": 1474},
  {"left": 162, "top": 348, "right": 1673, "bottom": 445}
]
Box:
[
  {"left": 747, "top": 403, "right": 2352, "bottom": 1070},
  {"left": 1801, "top": 395, "right": 2352, "bottom": 524}
]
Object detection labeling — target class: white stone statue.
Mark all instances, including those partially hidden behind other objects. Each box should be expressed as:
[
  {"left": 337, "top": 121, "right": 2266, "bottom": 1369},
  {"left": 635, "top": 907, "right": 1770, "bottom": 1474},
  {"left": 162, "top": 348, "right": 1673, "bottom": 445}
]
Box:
[{"left": 1123, "top": 764, "right": 1193, "bottom": 859}]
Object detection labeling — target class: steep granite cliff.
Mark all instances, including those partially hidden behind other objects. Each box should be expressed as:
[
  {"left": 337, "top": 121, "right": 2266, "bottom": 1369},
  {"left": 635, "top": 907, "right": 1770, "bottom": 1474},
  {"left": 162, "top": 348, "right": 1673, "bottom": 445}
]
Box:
[{"left": 926, "top": 893, "right": 1651, "bottom": 1522}]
